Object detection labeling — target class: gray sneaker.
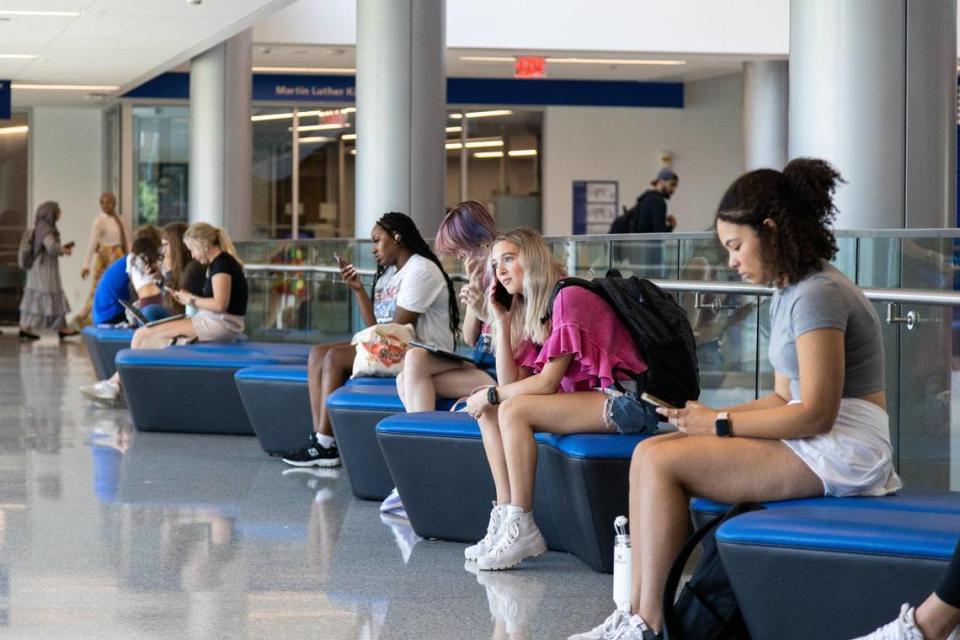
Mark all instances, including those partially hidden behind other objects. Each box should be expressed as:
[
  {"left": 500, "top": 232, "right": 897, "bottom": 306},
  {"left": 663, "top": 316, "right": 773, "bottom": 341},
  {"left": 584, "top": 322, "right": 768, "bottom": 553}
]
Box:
[{"left": 569, "top": 609, "right": 629, "bottom": 640}]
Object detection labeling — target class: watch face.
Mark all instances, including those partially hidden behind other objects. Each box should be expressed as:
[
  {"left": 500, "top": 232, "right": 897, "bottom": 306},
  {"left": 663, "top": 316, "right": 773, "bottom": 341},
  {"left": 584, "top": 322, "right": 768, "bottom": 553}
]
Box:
[{"left": 716, "top": 419, "right": 731, "bottom": 437}]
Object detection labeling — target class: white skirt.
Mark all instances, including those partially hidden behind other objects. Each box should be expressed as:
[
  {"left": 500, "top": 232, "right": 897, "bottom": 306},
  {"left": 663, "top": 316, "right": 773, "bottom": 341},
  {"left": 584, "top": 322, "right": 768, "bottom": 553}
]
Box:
[{"left": 783, "top": 397, "right": 903, "bottom": 497}]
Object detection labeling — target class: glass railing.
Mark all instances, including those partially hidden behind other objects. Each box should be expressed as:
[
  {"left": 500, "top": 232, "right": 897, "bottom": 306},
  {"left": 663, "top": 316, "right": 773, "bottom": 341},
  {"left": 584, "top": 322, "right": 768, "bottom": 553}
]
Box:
[{"left": 236, "top": 230, "right": 960, "bottom": 491}]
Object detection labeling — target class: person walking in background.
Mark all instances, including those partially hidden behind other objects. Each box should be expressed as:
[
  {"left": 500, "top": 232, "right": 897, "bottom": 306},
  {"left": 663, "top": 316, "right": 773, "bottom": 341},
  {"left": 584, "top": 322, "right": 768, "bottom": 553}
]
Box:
[
  {"left": 610, "top": 169, "right": 679, "bottom": 234},
  {"left": 19, "top": 201, "right": 79, "bottom": 341},
  {"left": 74, "top": 193, "right": 128, "bottom": 328}
]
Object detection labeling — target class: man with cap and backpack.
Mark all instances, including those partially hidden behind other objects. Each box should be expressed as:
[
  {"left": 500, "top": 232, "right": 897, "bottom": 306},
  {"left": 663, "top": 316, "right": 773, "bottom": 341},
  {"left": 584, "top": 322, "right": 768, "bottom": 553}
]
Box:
[{"left": 610, "top": 169, "right": 679, "bottom": 234}]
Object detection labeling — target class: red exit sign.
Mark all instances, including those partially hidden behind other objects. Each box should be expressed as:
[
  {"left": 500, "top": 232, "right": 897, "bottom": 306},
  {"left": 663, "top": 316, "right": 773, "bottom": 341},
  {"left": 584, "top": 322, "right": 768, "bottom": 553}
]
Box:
[{"left": 514, "top": 56, "right": 546, "bottom": 79}]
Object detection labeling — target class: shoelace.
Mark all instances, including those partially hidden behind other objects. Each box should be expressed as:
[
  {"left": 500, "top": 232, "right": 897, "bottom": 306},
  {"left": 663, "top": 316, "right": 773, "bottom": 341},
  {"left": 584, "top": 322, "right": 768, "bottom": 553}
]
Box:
[
  {"left": 600, "top": 610, "right": 626, "bottom": 638},
  {"left": 476, "top": 509, "right": 502, "bottom": 548},
  {"left": 490, "top": 515, "right": 521, "bottom": 556},
  {"left": 611, "top": 615, "right": 650, "bottom": 640}
]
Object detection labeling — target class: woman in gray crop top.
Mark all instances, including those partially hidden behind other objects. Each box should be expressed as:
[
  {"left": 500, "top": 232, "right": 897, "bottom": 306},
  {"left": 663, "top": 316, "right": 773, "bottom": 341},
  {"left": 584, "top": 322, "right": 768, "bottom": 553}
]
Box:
[{"left": 573, "top": 158, "right": 902, "bottom": 640}]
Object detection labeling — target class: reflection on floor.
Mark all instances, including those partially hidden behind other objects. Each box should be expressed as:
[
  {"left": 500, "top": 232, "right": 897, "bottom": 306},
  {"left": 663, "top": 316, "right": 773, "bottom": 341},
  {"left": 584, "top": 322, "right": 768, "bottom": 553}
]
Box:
[{"left": 0, "top": 335, "right": 613, "bottom": 639}]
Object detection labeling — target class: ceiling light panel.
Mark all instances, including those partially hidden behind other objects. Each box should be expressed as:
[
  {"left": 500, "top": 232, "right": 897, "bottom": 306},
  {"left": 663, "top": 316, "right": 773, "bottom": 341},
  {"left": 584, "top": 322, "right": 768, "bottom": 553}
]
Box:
[
  {"left": 0, "top": 10, "right": 81, "bottom": 17},
  {"left": 253, "top": 66, "right": 355, "bottom": 74},
  {"left": 448, "top": 110, "right": 513, "bottom": 119}
]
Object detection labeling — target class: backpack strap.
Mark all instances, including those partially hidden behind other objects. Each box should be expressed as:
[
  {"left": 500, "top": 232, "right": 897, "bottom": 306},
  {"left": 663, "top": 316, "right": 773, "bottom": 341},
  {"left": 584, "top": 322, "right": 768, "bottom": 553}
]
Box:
[{"left": 661, "top": 502, "right": 762, "bottom": 639}]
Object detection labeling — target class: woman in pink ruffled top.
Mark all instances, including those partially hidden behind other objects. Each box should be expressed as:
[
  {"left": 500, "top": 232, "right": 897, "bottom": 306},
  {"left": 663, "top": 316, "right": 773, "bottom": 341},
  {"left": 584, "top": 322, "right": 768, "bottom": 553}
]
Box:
[{"left": 463, "top": 227, "right": 648, "bottom": 572}]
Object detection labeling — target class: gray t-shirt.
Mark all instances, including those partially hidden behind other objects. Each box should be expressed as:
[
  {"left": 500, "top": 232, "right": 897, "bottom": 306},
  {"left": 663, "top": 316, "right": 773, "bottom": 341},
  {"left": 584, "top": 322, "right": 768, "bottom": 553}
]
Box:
[{"left": 768, "top": 262, "right": 884, "bottom": 401}]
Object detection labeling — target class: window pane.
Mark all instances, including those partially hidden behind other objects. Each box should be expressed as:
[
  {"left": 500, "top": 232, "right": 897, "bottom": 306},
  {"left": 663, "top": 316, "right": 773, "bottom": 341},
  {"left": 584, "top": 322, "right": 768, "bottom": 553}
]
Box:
[{"left": 133, "top": 106, "right": 189, "bottom": 227}]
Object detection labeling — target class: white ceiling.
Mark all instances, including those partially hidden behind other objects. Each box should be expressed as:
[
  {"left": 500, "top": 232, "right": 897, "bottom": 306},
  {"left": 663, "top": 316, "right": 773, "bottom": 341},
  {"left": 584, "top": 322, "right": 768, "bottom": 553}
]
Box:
[{"left": 1, "top": 0, "right": 294, "bottom": 107}]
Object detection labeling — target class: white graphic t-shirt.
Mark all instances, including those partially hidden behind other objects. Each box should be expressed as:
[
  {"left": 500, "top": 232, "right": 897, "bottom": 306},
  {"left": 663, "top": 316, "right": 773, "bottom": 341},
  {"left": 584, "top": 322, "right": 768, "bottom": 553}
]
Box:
[{"left": 373, "top": 254, "right": 454, "bottom": 351}]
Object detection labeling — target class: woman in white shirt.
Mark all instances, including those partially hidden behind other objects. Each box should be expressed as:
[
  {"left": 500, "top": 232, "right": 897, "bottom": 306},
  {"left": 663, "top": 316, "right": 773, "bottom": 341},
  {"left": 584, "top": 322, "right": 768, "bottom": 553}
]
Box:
[
  {"left": 74, "top": 192, "right": 128, "bottom": 327},
  {"left": 281, "top": 212, "right": 460, "bottom": 468}
]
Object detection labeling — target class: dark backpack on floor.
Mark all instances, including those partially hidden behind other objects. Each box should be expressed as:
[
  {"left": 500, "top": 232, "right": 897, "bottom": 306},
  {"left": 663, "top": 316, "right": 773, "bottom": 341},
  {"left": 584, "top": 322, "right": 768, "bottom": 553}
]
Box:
[
  {"left": 545, "top": 273, "right": 700, "bottom": 431},
  {"left": 662, "top": 502, "right": 763, "bottom": 640}
]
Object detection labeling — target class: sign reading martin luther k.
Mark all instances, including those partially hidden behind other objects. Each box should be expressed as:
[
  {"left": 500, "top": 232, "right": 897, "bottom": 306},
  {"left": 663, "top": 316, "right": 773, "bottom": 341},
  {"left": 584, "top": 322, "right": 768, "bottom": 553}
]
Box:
[{"left": 0, "top": 81, "right": 10, "bottom": 120}]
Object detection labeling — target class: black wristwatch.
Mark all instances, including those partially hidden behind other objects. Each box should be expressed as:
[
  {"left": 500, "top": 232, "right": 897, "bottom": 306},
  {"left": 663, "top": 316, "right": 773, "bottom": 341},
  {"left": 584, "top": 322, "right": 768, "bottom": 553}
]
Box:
[
  {"left": 715, "top": 411, "right": 732, "bottom": 437},
  {"left": 487, "top": 386, "right": 500, "bottom": 406}
]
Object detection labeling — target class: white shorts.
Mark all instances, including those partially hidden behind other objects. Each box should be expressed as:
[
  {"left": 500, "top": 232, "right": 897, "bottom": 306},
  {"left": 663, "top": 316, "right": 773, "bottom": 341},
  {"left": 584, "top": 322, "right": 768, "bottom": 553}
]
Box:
[
  {"left": 783, "top": 397, "right": 903, "bottom": 497},
  {"left": 190, "top": 310, "right": 245, "bottom": 343}
]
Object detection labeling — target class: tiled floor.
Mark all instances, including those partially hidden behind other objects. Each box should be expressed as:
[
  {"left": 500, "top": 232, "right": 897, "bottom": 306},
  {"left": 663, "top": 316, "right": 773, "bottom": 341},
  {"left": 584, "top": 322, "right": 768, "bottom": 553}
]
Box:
[{"left": 0, "top": 334, "right": 614, "bottom": 639}]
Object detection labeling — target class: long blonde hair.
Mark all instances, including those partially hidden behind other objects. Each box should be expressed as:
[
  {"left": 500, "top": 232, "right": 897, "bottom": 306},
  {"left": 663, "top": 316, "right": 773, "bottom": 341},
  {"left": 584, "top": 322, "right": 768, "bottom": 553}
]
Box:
[
  {"left": 491, "top": 227, "right": 564, "bottom": 349},
  {"left": 183, "top": 222, "right": 243, "bottom": 266}
]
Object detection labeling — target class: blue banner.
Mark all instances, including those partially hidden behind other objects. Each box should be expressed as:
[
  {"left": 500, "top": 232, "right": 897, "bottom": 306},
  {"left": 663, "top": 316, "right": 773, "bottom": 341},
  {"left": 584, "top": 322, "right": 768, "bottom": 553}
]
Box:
[
  {"left": 124, "top": 72, "right": 683, "bottom": 109},
  {"left": 0, "top": 80, "right": 10, "bottom": 120}
]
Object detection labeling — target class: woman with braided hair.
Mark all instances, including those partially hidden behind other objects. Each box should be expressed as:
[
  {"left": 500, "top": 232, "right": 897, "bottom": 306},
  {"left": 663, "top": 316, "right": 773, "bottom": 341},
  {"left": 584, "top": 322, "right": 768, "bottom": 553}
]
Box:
[{"left": 282, "top": 212, "right": 459, "bottom": 468}]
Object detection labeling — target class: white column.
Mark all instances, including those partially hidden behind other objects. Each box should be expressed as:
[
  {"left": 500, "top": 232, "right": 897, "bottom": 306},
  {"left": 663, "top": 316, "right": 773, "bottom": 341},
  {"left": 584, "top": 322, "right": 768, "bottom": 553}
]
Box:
[
  {"left": 355, "top": 0, "right": 446, "bottom": 238},
  {"left": 189, "top": 30, "right": 253, "bottom": 240},
  {"left": 789, "top": 0, "right": 955, "bottom": 229},
  {"left": 742, "top": 60, "right": 788, "bottom": 172}
]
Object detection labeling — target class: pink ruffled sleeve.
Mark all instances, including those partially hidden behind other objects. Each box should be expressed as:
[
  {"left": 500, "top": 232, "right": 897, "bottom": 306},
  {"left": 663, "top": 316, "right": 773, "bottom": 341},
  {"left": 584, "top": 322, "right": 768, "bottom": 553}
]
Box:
[{"left": 533, "top": 287, "right": 647, "bottom": 392}]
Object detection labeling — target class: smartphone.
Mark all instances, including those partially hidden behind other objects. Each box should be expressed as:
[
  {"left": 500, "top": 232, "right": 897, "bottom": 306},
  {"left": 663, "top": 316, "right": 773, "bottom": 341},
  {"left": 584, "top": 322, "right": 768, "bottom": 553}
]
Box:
[
  {"left": 163, "top": 285, "right": 176, "bottom": 295},
  {"left": 493, "top": 280, "right": 512, "bottom": 309},
  {"left": 63, "top": 241, "right": 75, "bottom": 250},
  {"left": 640, "top": 392, "right": 677, "bottom": 410},
  {"left": 333, "top": 252, "right": 345, "bottom": 267}
]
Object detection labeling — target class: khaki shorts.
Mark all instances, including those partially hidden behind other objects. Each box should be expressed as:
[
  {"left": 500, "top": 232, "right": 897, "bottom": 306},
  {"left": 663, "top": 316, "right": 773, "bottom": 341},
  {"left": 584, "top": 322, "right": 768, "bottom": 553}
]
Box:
[{"left": 190, "top": 310, "right": 245, "bottom": 343}]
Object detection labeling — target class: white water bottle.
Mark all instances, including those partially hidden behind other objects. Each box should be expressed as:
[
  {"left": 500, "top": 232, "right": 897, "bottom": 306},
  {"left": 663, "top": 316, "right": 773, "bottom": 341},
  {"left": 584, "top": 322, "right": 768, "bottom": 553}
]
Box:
[{"left": 612, "top": 515, "right": 632, "bottom": 612}]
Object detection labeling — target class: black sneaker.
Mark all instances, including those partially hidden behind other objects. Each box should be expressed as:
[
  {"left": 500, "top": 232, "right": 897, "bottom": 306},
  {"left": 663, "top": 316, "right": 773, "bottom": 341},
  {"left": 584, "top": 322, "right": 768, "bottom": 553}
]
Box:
[{"left": 281, "top": 441, "right": 341, "bottom": 468}]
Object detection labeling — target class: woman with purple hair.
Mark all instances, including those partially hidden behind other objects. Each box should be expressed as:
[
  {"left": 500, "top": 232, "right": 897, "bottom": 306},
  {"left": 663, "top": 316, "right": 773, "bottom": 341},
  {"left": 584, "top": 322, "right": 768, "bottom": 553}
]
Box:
[{"left": 383, "top": 201, "right": 500, "bottom": 515}]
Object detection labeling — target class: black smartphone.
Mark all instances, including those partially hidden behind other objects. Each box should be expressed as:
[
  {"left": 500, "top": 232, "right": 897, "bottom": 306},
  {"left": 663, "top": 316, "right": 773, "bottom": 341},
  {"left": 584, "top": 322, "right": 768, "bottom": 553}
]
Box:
[
  {"left": 493, "top": 280, "right": 513, "bottom": 309},
  {"left": 640, "top": 392, "right": 677, "bottom": 410},
  {"left": 333, "top": 252, "right": 344, "bottom": 267},
  {"left": 63, "top": 241, "right": 75, "bottom": 250}
]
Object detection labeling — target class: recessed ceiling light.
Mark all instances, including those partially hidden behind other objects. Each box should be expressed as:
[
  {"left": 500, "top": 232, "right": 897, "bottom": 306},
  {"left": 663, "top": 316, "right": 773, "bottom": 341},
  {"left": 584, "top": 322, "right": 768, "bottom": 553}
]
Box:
[
  {"left": 0, "top": 125, "right": 29, "bottom": 136},
  {"left": 299, "top": 136, "right": 333, "bottom": 144},
  {"left": 507, "top": 149, "right": 538, "bottom": 157},
  {"left": 460, "top": 55, "right": 686, "bottom": 66},
  {"left": 0, "top": 10, "right": 81, "bottom": 17},
  {"left": 252, "top": 66, "right": 355, "bottom": 74},
  {"left": 288, "top": 123, "right": 350, "bottom": 132},
  {"left": 12, "top": 83, "right": 118, "bottom": 91},
  {"left": 448, "top": 110, "right": 513, "bottom": 119},
  {"left": 473, "top": 151, "right": 504, "bottom": 158},
  {"left": 0, "top": 54, "right": 35, "bottom": 59}
]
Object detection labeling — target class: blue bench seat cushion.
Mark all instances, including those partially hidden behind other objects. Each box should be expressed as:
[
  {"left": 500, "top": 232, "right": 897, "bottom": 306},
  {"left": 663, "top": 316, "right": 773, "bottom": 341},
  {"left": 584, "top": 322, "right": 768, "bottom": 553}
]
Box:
[
  {"left": 375, "top": 411, "right": 479, "bottom": 438},
  {"left": 83, "top": 325, "right": 136, "bottom": 341},
  {"left": 535, "top": 433, "right": 646, "bottom": 460},
  {"left": 717, "top": 504, "right": 960, "bottom": 560},
  {"left": 716, "top": 504, "right": 960, "bottom": 640},
  {"left": 327, "top": 383, "right": 455, "bottom": 412},
  {"left": 117, "top": 342, "right": 312, "bottom": 369}
]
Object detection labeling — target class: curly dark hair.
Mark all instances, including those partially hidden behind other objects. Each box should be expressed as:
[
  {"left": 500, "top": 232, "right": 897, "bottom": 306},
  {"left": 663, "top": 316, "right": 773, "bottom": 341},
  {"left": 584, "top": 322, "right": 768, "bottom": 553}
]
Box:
[
  {"left": 715, "top": 158, "right": 844, "bottom": 285},
  {"left": 372, "top": 212, "right": 461, "bottom": 343}
]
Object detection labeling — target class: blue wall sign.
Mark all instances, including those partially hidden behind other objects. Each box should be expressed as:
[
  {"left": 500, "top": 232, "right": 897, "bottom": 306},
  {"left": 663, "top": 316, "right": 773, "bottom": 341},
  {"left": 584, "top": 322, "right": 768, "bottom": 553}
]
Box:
[
  {"left": 572, "top": 180, "right": 618, "bottom": 234},
  {"left": 0, "top": 80, "right": 10, "bottom": 120},
  {"left": 124, "top": 72, "right": 683, "bottom": 109}
]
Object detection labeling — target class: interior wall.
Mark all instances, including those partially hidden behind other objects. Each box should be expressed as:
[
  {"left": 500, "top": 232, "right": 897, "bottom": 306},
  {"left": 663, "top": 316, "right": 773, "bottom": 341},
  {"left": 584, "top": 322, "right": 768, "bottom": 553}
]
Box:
[
  {"left": 541, "top": 73, "right": 744, "bottom": 235},
  {"left": 30, "top": 107, "right": 105, "bottom": 321}
]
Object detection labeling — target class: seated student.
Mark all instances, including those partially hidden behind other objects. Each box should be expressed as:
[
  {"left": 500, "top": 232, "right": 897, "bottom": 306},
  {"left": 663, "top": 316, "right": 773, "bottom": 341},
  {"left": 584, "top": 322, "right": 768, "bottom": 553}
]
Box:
[
  {"left": 126, "top": 235, "right": 167, "bottom": 324},
  {"left": 853, "top": 537, "right": 960, "bottom": 639},
  {"left": 383, "top": 202, "right": 499, "bottom": 514},
  {"left": 160, "top": 222, "right": 205, "bottom": 315},
  {"left": 80, "top": 222, "right": 247, "bottom": 403},
  {"left": 281, "top": 212, "right": 459, "bottom": 469},
  {"left": 572, "top": 159, "right": 902, "bottom": 640},
  {"left": 91, "top": 225, "right": 162, "bottom": 326},
  {"left": 462, "top": 227, "right": 648, "bottom": 571}
]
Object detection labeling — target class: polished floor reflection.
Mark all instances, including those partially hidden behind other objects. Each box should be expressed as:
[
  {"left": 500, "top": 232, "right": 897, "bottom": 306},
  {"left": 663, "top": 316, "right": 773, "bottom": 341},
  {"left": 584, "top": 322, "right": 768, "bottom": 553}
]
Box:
[{"left": 0, "top": 336, "right": 613, "bottom": 639}]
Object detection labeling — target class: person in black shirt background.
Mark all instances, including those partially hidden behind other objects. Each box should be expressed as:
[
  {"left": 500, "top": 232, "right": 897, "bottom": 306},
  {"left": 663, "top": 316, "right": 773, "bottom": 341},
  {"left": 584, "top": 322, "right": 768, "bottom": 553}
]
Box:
[{"left": 610, "top": 168, "right": 679, "bottom": 234}]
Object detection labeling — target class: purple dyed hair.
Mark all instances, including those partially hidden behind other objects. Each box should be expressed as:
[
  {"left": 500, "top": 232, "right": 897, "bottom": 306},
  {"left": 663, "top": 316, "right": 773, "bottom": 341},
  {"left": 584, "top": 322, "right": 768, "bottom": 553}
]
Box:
[{"left": 434, "top": 200, "right": 498, "bottom": 258}]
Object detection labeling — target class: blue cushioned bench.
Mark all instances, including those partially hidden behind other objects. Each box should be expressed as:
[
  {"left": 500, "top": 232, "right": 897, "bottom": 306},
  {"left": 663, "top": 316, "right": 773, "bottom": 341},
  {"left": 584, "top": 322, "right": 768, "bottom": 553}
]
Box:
[
  {"left": 376, "top": 410, "right": 650, "bottom": 572},
  {"left": 82, "top": 326, "right": 134, "bottom": 379},
  {"left": 234, "top": 366, "right": 397, "bottom": 455},
  {"left": 117, "top": 343, "right": 312, "bottom": 435},
  {"left": 715, "top": 495, "right": 960, "bottom": 640},
  {"left": 327, "top": 384, "right": 455, "bottom": 500}
]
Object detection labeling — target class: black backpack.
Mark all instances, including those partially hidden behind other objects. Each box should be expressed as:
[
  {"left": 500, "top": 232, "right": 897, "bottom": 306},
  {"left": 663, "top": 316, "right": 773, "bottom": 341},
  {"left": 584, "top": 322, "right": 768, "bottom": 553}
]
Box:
[
  {"left": 662, "top": 502, "right": 763, "bottom": 640},
  {"left": 545, "top": 272, "right": 700, "bottom": 431},
  {"left": 609, "top": 205, "right": 635, "bottom": 234}
]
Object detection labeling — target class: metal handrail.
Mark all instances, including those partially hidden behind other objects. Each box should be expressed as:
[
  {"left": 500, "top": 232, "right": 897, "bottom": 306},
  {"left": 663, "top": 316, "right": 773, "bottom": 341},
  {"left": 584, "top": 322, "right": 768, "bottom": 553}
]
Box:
[{"left": 243, "top": 264, "right": 960, "bottom": 307}]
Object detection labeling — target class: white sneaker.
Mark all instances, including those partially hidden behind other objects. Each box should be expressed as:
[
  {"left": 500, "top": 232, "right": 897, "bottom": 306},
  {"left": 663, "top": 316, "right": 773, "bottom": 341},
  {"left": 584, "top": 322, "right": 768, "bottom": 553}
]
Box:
[
  {"left": 851, "top": 604, "right": 924, "bottom": 640},
  {"left": 569, "top": 609, "right": 630, "bottom": 640},
  {"left": 611, "top": 615, "right": 658, "bottom": 640},
  {"left": 476, "top": 506, "right": 547, "bottom": 571},
  {"left": 80, "top": 380, "right": 120, "bottom": 402},
  {"left": 465, "top": 502, "right": 506, "bottom": 561}
]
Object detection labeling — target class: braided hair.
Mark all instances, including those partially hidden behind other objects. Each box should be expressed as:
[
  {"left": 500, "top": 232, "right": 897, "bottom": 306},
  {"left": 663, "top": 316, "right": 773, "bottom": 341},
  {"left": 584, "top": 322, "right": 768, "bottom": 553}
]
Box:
[{"left": 372, "top": 212, "right": 461, "bottom": 343}]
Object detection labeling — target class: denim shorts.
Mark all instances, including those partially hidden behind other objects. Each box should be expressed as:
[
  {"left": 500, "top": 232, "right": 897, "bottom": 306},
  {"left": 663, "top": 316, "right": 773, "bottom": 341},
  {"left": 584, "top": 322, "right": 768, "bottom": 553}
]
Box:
[
  {"left": 601, "top": 385, "right": 658, "bottom": 435},
  {"left": 472, "top": 335, "right": 496, "bottom": 369}
]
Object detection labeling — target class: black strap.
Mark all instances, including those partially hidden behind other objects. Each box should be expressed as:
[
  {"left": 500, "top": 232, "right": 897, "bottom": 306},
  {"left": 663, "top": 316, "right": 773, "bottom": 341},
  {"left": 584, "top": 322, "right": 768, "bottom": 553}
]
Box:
[{"left": 661, "top": 502, "right": 760, "bottom": 639}]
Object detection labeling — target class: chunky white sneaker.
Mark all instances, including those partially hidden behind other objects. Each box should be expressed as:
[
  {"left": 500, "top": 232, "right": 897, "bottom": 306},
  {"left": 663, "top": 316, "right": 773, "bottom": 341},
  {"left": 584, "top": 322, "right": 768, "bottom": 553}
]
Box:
[
  {"left": 568, "top": 609, "right": 629, "bottom": 640},
  {"left": 611, "top": 614, "right": 659, "bottom": 640},
  {"left": 380, "top": 487, "right": 404, "bottom": 514},
  {"left": 476, "top": 506, "right": 547, "bottom": 571},
  {"left": 851, "top": 604, "right": 924, "bottom": 640},
  {"left": 80, "top": 380, "right": 121, "bottom": 403},
  {"left": 465, "top": 502, "right": 506, "bottom": 561}
]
